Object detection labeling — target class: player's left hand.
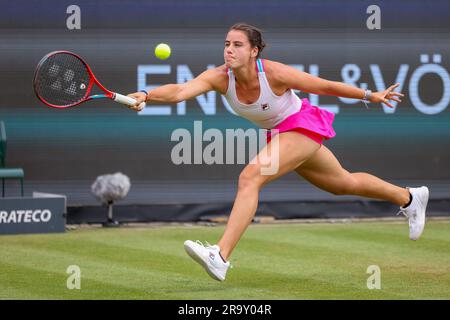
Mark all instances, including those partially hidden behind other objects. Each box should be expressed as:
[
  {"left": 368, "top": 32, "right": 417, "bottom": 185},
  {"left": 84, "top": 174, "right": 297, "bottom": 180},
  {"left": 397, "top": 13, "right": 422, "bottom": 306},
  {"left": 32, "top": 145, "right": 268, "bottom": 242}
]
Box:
[{"left": 370, "top": 83, "right": 405, "bottom": 108}]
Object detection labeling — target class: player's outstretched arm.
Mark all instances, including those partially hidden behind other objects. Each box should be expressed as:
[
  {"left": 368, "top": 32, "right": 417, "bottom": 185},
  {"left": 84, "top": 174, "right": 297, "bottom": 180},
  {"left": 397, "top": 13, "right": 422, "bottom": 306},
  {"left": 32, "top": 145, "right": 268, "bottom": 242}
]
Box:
[
  {"left": 126, "top": 68, "right": 218, "bottom": 111},
  {"left": 272, "top": 61, "right": 404, "bottom": 108}
]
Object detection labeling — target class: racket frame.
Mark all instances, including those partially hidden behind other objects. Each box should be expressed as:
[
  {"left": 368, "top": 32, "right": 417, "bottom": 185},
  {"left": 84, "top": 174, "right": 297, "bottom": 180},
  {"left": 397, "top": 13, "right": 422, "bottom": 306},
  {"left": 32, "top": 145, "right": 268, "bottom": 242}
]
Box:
[{"left": 34, "top": 50, "right": 127, "bottom": 109}]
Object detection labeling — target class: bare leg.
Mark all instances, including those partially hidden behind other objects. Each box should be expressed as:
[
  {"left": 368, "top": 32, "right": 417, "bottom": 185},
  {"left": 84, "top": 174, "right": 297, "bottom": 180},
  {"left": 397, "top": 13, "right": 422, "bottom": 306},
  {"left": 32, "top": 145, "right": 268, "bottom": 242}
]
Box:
[
  {"left": 217, "top": 132, "right": 321, "bottom": 260},
  {"left": 295, "top": 145, "right": 410, "bottom": 207}
]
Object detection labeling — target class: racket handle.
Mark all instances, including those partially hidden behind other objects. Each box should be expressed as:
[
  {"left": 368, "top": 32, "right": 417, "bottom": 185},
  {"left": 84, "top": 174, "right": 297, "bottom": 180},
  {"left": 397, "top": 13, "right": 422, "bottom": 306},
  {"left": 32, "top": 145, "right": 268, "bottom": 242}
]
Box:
[{"left": 114, "top": 93, "right": 145, "bottom": 110}]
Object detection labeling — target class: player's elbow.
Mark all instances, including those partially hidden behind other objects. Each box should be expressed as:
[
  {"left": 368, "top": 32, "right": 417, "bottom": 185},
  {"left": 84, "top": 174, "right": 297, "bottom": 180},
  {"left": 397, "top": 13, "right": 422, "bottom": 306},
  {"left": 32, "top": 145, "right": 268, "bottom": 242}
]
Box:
[
  {"left": 170, "top": 93, "right": 182, "bottom": 104},
  {"left": 173, "top": 84, "right": 190, "bottom": 103},
  {"left": 169, "top": 84, "right": 184, "bottom": 103}
]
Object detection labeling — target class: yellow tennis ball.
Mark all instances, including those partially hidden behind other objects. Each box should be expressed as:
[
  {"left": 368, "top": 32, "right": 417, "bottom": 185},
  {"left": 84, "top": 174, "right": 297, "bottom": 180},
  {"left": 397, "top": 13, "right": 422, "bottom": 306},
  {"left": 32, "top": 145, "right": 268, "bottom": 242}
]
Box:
[{"left": 155, "top": 43, "right": 171, "bottom": 60}]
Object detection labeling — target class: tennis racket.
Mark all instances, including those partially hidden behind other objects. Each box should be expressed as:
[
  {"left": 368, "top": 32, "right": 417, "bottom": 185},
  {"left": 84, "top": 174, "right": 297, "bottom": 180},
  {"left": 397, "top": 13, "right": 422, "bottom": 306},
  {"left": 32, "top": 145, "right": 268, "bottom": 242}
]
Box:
[{"left": 33, "top": 50, "right": 144, "bottom": 110}]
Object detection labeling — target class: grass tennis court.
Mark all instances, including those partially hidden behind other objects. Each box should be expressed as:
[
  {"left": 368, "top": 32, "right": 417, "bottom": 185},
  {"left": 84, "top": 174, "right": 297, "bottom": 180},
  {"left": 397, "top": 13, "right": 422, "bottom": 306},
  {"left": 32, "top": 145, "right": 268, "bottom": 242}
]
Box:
[{"left": 0, "top": 220, "right": 449, "bottom": 300}]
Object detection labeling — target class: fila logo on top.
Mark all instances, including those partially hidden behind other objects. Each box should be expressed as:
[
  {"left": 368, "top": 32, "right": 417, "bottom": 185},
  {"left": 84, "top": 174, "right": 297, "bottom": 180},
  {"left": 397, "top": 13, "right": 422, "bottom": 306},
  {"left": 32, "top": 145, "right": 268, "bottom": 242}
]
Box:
[{"left": 261, "top": 103, "right": 270, "bottom": 110}]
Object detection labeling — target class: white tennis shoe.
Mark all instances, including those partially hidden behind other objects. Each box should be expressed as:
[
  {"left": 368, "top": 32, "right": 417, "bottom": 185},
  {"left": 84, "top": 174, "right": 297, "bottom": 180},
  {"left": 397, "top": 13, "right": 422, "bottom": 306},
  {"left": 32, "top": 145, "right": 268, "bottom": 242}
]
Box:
[
  {"left": 184, "top": 240, "right": 231, "bottom": 281},
  {"left": 397, "top": 186, "right": 429, "bottom": 240}
]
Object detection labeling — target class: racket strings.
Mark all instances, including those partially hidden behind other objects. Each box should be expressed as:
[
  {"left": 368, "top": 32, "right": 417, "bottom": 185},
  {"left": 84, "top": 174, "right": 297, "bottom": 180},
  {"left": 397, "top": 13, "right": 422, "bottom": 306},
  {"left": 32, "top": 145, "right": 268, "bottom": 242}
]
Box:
[{"left": 35, "top": 53, "right": 91, "bottom": 107}]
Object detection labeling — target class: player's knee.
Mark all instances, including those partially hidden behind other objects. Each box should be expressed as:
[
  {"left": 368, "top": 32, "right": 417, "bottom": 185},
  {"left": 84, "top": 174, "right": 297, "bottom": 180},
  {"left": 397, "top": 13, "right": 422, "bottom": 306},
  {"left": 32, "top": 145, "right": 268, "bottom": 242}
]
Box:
[
  {"left": 238, "top": 165, "right": 264, "bottom": 191},
  {"left": 330, "top": 174, "right": 359, "bottom": 196}
]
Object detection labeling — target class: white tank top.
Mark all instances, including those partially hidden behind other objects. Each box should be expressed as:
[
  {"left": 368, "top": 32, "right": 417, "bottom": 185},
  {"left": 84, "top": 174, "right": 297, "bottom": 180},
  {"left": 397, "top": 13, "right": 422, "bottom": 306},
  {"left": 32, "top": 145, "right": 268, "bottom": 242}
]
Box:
[{"left": 223, "top": 59, "right": 302, "bottom": 129}]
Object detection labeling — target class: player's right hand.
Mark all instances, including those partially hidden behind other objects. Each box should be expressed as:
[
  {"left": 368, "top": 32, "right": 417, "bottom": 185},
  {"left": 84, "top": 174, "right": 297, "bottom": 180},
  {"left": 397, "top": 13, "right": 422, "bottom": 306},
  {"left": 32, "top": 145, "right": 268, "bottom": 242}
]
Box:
[{"left": 126, "top": 92, "right": 147, "bottom": 111}]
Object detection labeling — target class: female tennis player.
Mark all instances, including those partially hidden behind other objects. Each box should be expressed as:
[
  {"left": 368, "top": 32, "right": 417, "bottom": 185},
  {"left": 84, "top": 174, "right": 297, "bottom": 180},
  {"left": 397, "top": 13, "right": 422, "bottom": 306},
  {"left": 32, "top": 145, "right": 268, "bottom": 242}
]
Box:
[{"left": 127, "top": 23, "right": 429, "bottom": 282}]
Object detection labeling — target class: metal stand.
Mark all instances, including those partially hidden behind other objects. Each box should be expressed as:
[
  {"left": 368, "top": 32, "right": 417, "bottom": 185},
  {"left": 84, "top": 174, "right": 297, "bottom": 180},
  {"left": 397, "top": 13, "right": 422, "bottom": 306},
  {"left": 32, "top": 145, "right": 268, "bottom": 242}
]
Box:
[{"left": 102, "top": 201, "right": 120, "bottom": 227}]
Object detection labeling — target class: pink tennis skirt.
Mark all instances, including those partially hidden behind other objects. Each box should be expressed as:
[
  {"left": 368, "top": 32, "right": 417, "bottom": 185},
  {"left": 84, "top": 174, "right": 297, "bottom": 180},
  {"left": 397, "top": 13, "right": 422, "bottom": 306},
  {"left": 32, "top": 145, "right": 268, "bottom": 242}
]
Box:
[{"left": 267, "top": 98, "right": 336, "bottom": 145}]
